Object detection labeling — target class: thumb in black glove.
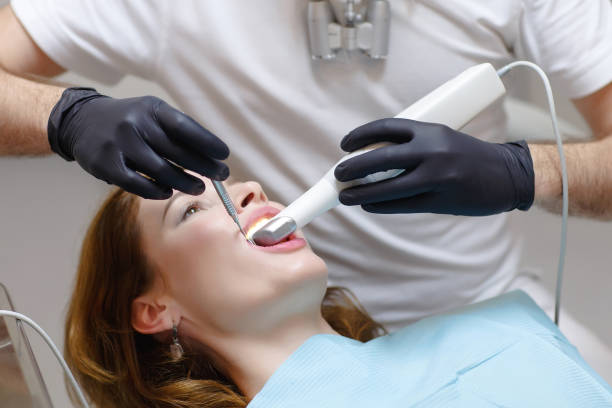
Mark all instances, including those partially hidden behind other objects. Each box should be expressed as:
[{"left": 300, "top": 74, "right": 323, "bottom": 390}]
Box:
[
  {"left": 334, "top": 118, "right": 534, "bottom": 216},
  {"left": 48, "top": 88, "right": 230, "bottom": 199}
]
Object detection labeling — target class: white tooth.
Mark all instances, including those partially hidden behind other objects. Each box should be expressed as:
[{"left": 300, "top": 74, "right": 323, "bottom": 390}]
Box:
[{"left": 246, "top": 217, "right": 271, "bottom": 239}]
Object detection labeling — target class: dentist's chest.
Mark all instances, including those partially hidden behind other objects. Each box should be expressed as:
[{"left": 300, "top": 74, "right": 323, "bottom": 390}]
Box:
[{"left": 162, "top": 1, "right": 517, "bottom": 140}]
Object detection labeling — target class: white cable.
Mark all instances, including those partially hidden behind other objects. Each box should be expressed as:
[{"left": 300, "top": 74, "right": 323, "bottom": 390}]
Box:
[
  {"left": 497, "top": 61, "right": 569, "bottom": 325},
  {"left": 0, "top": 310, "right": 90, "bottom": 408}
]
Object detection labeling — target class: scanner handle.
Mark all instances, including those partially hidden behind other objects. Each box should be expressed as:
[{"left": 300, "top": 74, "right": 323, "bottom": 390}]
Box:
[{"left": 263, "top": 63, "right": 506, "bottom": 230}]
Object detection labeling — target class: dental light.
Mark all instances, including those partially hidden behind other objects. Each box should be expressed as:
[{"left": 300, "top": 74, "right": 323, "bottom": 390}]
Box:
[
  {"left": 253, "top": 61, "right": 569, "bottom": 325},
  {"left": 308, "top": 0, "right": 391, "bottom": 60}
]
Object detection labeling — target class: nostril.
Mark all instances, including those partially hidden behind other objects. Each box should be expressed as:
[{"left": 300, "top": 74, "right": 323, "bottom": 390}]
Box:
[{"left": 241, "top": 192, "right": 255, "bottom": 208}]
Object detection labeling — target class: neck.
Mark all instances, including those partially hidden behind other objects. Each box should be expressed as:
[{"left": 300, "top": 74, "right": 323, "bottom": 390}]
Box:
[{"left": 205, "top": 313, "right": 338, "bottom": 399}]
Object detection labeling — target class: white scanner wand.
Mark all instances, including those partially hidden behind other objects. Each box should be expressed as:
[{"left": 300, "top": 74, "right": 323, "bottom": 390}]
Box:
[{"left": 251, "top": 63, "right": 507, "bottom": 246}]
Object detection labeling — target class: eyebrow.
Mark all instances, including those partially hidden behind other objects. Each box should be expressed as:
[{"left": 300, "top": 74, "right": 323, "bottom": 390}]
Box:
[{"left": 162, "top": 191, "right": 186, "bottom": 222}]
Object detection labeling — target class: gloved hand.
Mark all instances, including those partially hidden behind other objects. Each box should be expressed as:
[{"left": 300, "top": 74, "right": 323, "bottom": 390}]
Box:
[
  {"left": 334, "top": 118, "right": 534, "bottom": 216},
  {"left": 48, "top": 88, "right": 229, "bottom": 199}
]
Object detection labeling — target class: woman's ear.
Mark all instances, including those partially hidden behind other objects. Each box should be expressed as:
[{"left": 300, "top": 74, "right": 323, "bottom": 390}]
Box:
[{"left": 131, "top": 293, "right": 175, "bottom": 335}]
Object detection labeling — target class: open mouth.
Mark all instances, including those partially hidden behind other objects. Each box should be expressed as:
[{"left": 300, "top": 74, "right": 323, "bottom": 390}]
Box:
[
  {"left": 264, "top": 232, "right": 296, "bottom": 244},
  {"left": 246, "top": 216, "right": 297, "bottom": 245},
  {"left": 245, "top": 206, "right": 281, "bottom": 240},
  {"left": 244, "top": 206, "right": 304, "bottom": 251},
  {"left": 251, "top": 231, "right": 303, "bottom": 252},
  {"left": 245, "top": 216, "right": 273, "bottom": 241}
]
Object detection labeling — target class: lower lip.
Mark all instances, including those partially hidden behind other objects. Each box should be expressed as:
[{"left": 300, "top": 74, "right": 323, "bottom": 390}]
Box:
[{"left": 249, "top": 236, "right": 307, "bottom": 253}]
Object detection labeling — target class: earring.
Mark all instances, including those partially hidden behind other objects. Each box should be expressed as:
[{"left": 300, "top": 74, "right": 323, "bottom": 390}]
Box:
[{"left": 169, "top": 323, "right": 184, "bottom": 361}]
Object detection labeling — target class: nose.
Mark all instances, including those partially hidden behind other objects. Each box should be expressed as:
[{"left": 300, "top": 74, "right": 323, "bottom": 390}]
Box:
[{"left": 232, "top": 181, "right": 268, "bottom": 212}]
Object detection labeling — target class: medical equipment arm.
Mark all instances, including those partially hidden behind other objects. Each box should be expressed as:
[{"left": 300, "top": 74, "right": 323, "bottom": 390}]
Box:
[{"left": 47, "top": 88, "right": 230, "bottom": 199}]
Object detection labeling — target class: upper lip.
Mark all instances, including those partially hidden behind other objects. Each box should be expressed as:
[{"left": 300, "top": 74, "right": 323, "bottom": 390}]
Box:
[{"left": 244, "top": 205, "right": 280, "bottom": 232}]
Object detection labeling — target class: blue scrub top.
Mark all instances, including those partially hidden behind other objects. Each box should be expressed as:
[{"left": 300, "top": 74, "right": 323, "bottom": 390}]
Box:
[{"left": 248, "top": 291, "right": 612, "bottom": 407}]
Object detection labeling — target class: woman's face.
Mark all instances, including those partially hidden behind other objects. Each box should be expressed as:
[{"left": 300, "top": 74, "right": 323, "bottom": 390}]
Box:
[{"left": 137, "top": 177, "right": 328, "bottom": 336}]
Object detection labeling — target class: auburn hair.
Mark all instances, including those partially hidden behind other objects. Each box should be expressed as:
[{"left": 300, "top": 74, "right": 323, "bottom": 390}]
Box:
[{"left": 64, "top": 188, "right": 386, "bottom": 407}]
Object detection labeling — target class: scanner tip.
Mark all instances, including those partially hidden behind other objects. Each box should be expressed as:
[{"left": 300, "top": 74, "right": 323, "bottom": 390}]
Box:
[{"left": 251, "top": 217, "right": 297, "bottom": 246}]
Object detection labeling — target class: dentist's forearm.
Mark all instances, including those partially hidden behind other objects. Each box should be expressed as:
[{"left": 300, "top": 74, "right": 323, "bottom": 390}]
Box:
[
  {"left": 0, "top": 66, "right": 64, "bottom": 155},
  {"left": 530, "top": 137, "right": 612, "bottom": 219}
]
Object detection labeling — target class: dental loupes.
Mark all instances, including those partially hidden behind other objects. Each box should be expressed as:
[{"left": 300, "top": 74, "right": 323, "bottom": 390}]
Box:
[{"left": 211, "top": 180, "right": 255, "bottom": 244}]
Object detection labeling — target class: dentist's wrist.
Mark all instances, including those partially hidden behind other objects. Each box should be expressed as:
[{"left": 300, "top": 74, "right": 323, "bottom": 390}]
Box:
[
  {"left": 529, "top": 143, "right": 563, "bottom": 206},
  {"left": 47, "top": 87, "right": 104, "bottom": 161},
  {"left": 499, "top": 140, "right": 535, "bottom": 211}
]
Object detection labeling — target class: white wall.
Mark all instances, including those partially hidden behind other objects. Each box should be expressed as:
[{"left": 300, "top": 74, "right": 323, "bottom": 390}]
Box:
[{"left": 0, "top": 6, "right": 611, "bottom": 408}]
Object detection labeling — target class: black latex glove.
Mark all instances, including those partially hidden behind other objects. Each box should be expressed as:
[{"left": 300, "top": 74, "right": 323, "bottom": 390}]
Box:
[
  {"left": 334, "top": 118, "right": 534, "bottom": 216},
  {"left": 48, "top": 88, "right": 229, "bottom": 199}
]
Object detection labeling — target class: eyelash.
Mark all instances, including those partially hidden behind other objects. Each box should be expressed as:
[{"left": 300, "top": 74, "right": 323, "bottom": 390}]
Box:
[{"left": 181, "top": 201, "right": 204, "bottom": 222}]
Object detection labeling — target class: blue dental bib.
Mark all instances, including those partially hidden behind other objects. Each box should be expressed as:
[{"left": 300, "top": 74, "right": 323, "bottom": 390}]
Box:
[{"left": 249, "top": 291, "right": 612, "bottom": 407}]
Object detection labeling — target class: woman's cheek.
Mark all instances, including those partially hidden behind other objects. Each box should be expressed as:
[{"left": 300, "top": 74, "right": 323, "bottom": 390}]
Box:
[
  {"left": 178, "top": 216, "right": 226, "bottom": 248},
  {"left": 170, "top": 216, "right": 233, "bottom": 276}
]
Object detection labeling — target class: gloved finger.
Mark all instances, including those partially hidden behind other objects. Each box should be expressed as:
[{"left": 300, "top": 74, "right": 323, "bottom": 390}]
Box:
[
  {"left": 360, "top": 193, "right": 442, "bottom": 214},
  {"left": 125, "top": 145, "right": 206, "bottom": 195},
  {"left": 155, "top": 101, "right": 230, "bottom": 160},
  {"left": 151, "top": 132, "right": 230, "bottom": 181},
  {"left": 115, "top": 168, "right": 173, "bottom": 199},
  {"left": 340, "top": 118, "right": 425, "bottom": 152},
  {"left": 335, "top": 143, "right": 420, "bottom": 182},
  {"left": 339, "top": 168, "right": 431, "bottom": 206}
]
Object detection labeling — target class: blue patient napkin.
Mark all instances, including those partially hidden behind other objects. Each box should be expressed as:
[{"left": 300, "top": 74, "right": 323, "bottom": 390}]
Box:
[{"left": 248, "top": 291, "right": 612, "bottom": 407}]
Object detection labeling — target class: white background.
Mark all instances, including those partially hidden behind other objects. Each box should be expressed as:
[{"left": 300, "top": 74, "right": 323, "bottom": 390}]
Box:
[{"left": 0, "top": 3, "right": 611, "bottom": 407}]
